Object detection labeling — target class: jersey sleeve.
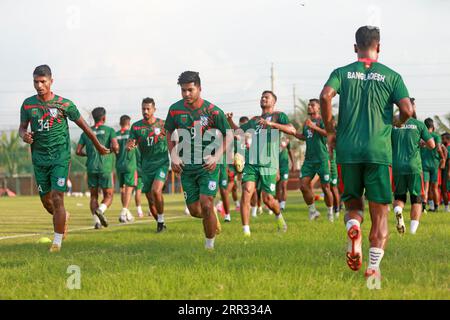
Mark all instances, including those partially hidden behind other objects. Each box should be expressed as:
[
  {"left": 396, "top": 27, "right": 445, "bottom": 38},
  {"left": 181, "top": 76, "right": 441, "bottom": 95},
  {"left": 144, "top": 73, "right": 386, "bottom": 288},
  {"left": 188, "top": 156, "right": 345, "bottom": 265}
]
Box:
[
  {"left": 164, "top": 108, "right": 176, "bottom": 132},
  {"left": 277, "top": 112, "right": 290, "bottom": 125},
  {"left": 20, "top": 101, "right": 29, "bottom": 124},
  {"left": 129, "top": 124, "right": 138, "bottom": 140},
  {"left": 110, "top": 127, "right": 117, "bottom": 139},
  {"left": 420, "top": 123, "right": 433, "bottom": 143},
  {"left": 214, "top": 108, "right": 231, "bottom": 135},
  {"left": 78, "top": 132, "right": 86, "bottom": 146},
  {"left": 390, "top": 75, "right": 410, "bottom": 104},
  {"left": 435, "top": 134, "right": 442, "bottom": 145},
  {"left": 324, "top": 69, "right": 341, "bottom": 94},
  {"left": 65, "top": 100, "right": 81, "bottom": 122}
]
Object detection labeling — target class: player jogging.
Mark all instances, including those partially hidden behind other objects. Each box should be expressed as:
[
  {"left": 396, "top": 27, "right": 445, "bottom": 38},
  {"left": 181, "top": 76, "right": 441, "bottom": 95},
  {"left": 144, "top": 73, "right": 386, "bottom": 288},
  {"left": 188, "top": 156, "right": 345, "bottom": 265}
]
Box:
[{"left": 276, "top": 136, "right": 294, "bottom": 212}]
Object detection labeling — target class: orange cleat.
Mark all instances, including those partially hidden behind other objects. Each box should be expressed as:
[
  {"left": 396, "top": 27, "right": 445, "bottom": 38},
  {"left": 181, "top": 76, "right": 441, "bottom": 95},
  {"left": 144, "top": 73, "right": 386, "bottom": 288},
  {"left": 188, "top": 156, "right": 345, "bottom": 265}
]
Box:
[
  {"left": 364, "top": 267, "right": 381, "bottom": 280},
  {"left": 346, "top": 224, "right": 362, "bottom": 271}
]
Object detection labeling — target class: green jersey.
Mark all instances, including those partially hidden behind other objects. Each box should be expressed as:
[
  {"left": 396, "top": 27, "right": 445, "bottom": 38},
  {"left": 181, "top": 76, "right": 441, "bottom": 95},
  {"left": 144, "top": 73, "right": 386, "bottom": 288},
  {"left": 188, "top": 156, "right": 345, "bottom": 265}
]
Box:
[
  {"left": 130, "top": 118, "right": 169, "bottom": 173},
  {"left": 420, "top": 132, "right": 442, "bottom": 170},
  {"left": 279, "top": 140, "right": 291, "bottom": 167},
  {"left": 20, "top": 94, "right": 80, "bottom": 165},
  {"left": 325, "top": 60, "right": 409, "bottom": 165},
  {"left": 303, "top": 118, "right": 328, "bottom": 163},
  {"left": 164, "top": 99, "right": 230, "bottom": 171},
  {"left": 240, "top": 111, "right": 290, "bottom": 167},
  {"left": 115, "top": 129, "right": 137, "bottom": 173},
  {"left": 392, "top": 118, "right": 432, "bottom": 174},
  {"left": 78, "top": 125, "right": 116, "bottom": 173}
]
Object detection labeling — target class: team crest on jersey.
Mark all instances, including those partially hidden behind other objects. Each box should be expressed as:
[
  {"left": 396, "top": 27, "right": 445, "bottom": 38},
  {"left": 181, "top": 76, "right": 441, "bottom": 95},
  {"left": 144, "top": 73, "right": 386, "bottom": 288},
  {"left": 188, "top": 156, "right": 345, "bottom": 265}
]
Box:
[
  {"left": 208, "top": 180, "right": 217, "bottom": 191},
  {"left": 49, "top": 108, "right": 58, "bottom": 118},
  {"left": 270, "top": 183, "right": 276, "bottom": 192},
  {"left": 200, "top": 115, "right": 209, "bottom": 127},
  {"left": 154, "top": 128, "right": 161, "bottom": 135},
  {"left": 181, "top": 115, "right": 188, "bottom": 123},
  {"left": 266, "top": 116, "right": 272, "bottom": 122},
  {"left": 57, "top": 177, "right": 66, "bottom": 187}
]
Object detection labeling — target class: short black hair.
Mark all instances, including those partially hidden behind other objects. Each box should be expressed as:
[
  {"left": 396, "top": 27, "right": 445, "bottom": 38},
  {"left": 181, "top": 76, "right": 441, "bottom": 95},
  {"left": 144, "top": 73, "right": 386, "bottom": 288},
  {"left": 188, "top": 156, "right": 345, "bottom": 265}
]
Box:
[
  {"left": 33, "top": 65, "right": 52, "bottom": 78},
  {"left": 355, "top": 26, "right": 380, "bottom": 50},
  {"left": 410, "top": 97, "right": 415, "bottom": 104},
  {"left": 262, "top": 90, "right": 277, "bottom": 102},
  {"left": 92, "top": 107, "right": 106, "bottom": 123},
  {"left": 309, "top": 98, "right": 320, "bottom": 105},
  {"left": 424, "top": 118, "right": 434, "bottom": 130},
  {"left": 142, "top": 97, "right": 155, "bottom": 105},
  {"left": 120, "top": 115, "right": 131, "bottom": 126},
  {"left": 239, "top": 116, "right": 249, "bottom": 123},
  {"left": 177, "top": 71, "right": 201, "bottom": 87}
]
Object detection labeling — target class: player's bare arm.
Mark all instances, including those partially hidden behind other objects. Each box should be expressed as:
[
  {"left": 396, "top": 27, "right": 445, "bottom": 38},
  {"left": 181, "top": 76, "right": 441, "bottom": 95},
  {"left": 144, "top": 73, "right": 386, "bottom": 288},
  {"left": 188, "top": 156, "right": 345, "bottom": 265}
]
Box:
[
  {"left": 305, "top": 118, "right": 328, "bottom": 137},
  {"left": 320, "top": 85, "right": 337, "bottom": 157},
  {"left": 75, "top": 117, "right": 110, "bottom": 155},
  {"left": 166, "top": 130, "right": 183, "bottom": 174},
  {"left": 394, "top": 97, "right": 414, "bottom": 127},
  {"left": 110, "top": 137, "right": 119, "bottom": 155},
  {"left": 18, "top": 121, "right": 33, "bottom": 144},
  {"left": 437, "top": 143, "right": 446, "bottom": 169},
  {"left": 126, "top": 138, "right": 137, "bottom": 151},
  {"left": 258, "top": 118, "right": 296, "bottom": 136},
  {"left": 226, "top": 112, "right": 239, "bottom": 130},
  {"left": 75, "top": 143, "right": 86, "bottom": 157}
]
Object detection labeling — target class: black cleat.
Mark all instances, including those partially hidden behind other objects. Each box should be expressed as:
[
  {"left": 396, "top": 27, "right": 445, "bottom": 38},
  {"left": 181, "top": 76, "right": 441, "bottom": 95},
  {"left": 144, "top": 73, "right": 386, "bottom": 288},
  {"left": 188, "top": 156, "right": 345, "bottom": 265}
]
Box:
[
  {"left": 157, "top": 222, "right": 166, "bottom": 233},
  {"left": 94, "top": 222, "right": 102, "bottom": 229},
  {"left": 95, "top": 208, "right": 109, "bottom": 227}
]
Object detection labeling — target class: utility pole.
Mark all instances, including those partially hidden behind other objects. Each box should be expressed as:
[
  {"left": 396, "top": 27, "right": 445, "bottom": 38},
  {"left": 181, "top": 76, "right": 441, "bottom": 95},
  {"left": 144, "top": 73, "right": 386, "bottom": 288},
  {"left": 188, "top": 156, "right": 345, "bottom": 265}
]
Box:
[
  {"left": 271, "top": 63, "right": 275, "bottom": 92},
  {"left": 293, "top": 84, "right": 297, "bottom": 117}
]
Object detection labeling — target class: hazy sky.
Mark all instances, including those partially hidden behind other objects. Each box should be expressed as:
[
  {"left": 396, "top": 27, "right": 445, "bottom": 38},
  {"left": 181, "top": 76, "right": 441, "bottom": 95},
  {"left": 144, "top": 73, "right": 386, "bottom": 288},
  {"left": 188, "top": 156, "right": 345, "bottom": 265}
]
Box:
[{"left": 1, "top": 0, "right": 449, "bottom": 138}]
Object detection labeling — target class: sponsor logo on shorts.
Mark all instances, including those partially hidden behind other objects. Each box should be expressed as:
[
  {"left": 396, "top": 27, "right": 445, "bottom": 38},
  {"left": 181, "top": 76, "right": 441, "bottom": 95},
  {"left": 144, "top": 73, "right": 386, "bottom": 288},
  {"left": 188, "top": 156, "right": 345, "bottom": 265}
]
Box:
[
  {"left": 221, "top": 180, "right": 227, "bottom": 186},
  {"left": 208, "top": 181, "right": 217, "bottom": 191},
  {"left": 270, "top": 183, "right": 276, "bottom": 192},
  {"left": 283, "top": 174, "right": 288, "bottom": 179},
  {"left": 332, "top": 178, "right": 337, "bottom": 185},
  {"left": 324, "top": 174, "right": 330, "bottom": 182},
  {"left": 159, "top": 171, "right": 166, "bottom": 178},
  {"left": 57, "top": 177, "right": 66, "bottom": 187}
]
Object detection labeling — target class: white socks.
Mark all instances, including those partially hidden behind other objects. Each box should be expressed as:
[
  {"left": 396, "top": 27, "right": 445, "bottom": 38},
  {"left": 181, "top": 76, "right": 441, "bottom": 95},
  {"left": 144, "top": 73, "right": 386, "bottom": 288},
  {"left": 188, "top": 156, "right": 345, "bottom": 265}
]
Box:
[
  {"left": 394, "top": 206, "right": 403, "bottom": 215},
  {"left": 410, "top": 220, "right": 419, "bottom": 234},
  {"left": 280, "top": 201, "right": 286, "bottom": 210},
  {"left": 157, "top": 214, "right": 165, "bottom": 223},
  {"left": 98, "top": 203, "right": 107, "bottom": 214},
  {"left": 93, "top": 214, "right": 101, "bottom": 224},
  {"left": 137, "top": 206, "right": 143, "bottom": 215},
  {"left": 53, "top": 232, "right": 63, "bottom": 246},
  {"left": 428, "top": 200, "right": 435, "bottom": 211},
  {"left": 346, "top": 219, "right": 360, "bottom": 231},
  {"left": 205, "top": 237, "right": 215, "bottom": 249},
  {"left": 235, "top": 201, "right": 240, "bottom": 207},
  {"left": 243, "top": 225, "right": 251, "bottom": 234},
  {"left": 368, "top": 247, "right": 384, "bottom": 270},
  {"left": 308, "top": 203, "right": 316, "bottom": 213},
  {"left": 251, "top": 207, "right": 257, "bottom": 217}
]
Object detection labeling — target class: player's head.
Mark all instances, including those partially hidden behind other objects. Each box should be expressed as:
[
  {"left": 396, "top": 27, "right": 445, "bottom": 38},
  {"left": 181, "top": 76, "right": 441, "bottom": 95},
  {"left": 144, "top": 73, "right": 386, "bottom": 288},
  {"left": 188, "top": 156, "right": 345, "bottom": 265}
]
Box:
[
  {"left": 410, "top": 98, "right": 417, "bottom": 119},
  {"left": 424, "top": 118, "right": 434, "bottom": 131},
  {"left": 239, "top": 116, "right": 249, "bottom": 126},
  {"left": 33, "top": 65, "right": 53, "bottom": 97},
  {"left": 307, "top": 98, "right": 320, "bottom": 116},
  {"left": 120, "top": 115, "right": 131, "bottom": 129},
  {"left": 442, "top": 133, "right": 450, "bottom": 145},
  {"left": 92, "top": 107, "right": 106, "bottom": 124},
  {"left": 354, "top": 26, "right": 380, "bottom": 54},
  {"left": 142, "top": 97, "right": 155, "bottom": 120},
  {"left": 260, "top": 91, "right": 277, "bottom": 109},
  {"left": 178, "top": 71, "right": 201, "bottom": 105}
]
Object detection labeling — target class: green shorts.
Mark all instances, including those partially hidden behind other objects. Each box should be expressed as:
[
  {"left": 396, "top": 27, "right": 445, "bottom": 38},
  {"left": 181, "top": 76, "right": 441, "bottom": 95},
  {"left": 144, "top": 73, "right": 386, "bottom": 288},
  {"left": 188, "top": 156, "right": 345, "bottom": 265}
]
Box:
[
  {"left": 33, "top": 162, "right": 70, "bottom": 196},
  {"left": 181, "top": 166, "right": 219, "bottom": 205},
  {"left": 136, "top": 176, "right": 143, "bottom": 191},
  {"left": 300, "top": 161, "right": 331, "bottom": 184},
  {"left": 393, "top": 172, "right": 423, "bottom": 197},
  {"left": 423, "top": 167, "right": 439, "bottom": 183},
  {"left": 219, "top": 164, "right": 229, "bottom": 190},
  {"left": 88, "top": 172, "right": 114, "bottom": 189},
  {"left": 117, "top": 170, "right": 138, "bottom": 187},
  {"left": 142, "top": 166, "right": 169, "bottom": 193},
  {"left": 279, "top": 165, "right": 289, "bottom": 182},
  {"left": 330, "top": 160, "right": 339, "bottom": 187},
  {"left": 340, "top": 163, "right": 392, "bottom": 204},
  {"left": 242, "top": 164, "right": 277, "bottom": 196}
]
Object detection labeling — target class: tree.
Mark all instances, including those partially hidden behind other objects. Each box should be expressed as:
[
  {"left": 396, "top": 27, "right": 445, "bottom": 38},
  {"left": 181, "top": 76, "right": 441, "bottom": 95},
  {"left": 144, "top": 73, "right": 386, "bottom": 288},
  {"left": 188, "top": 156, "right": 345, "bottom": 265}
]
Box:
[
  {"left": 0, "top": 131, "right": 32, "bottom": 176},
  {"left": 433, "top": 113, "right": 450, "bottom": 134}
]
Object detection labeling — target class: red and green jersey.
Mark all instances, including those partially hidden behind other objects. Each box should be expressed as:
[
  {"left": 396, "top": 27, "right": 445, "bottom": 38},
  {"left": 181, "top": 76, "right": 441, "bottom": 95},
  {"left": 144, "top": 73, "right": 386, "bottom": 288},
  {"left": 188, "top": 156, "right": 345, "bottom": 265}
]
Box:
[
  {"left": 392, "top": 118, "right": 432, "bottom": 174},
  {"left": 279, "top": 140, "right": 291, "bottom": 168},
  {"left": 20, "top": 94, "right": 80, "bottom": 165},
  {"left": 420, "top": 131, "right": 442, "bottom": 170},
  {"left": 78, "top": 125, "right": 116, "bottom": 173},
  {"left": 115, "top": 129, "right": 137, "bottom": 173},
  {"left": 325, "top": 60, "right": 409, "bottom": 165},
  {"left": 303, "top": 118, "right": 329, "bottom": 163},
  {"left": 164, "top": 99, "right": 230, "bottom": 171},
  {"left": 240, "top": 111, "right": 290, "bottom": 167},
  {"left": 130, "top": 118, "right": 169, "bottom": 173}
]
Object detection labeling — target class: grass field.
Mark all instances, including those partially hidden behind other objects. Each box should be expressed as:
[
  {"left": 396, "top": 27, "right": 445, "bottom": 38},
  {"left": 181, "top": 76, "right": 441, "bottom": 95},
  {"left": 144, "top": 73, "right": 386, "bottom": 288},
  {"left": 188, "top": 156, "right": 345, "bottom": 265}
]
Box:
[{"left": 0, "top": 191, "right": 448, "bottom": 300}]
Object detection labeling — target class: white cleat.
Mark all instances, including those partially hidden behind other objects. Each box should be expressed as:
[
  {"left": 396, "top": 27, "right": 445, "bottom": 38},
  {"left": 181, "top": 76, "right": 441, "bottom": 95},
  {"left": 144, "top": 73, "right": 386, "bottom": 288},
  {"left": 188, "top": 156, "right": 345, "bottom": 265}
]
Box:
[
  {"left": 328, "top": 213, "right": 334, "bottom": 223},
  {"left": 309, "top": 210, "right": 320, "bottom": 221},
  {"left": 126, "top": 209, "right": 135, "bottom": 222},
  {"left": 395, "top": 212, "right": 406, "bottom": 235}
]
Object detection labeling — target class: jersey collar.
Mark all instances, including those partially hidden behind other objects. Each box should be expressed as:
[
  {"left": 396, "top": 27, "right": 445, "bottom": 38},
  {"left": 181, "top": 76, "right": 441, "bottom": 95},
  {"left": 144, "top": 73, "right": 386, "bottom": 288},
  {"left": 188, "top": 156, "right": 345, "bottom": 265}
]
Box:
[
  {"left": 358, "top": 58, "right": 378, "bottom": 68},
  {"left": 184, "top": 98, "right": 204, "bottom": 110}
]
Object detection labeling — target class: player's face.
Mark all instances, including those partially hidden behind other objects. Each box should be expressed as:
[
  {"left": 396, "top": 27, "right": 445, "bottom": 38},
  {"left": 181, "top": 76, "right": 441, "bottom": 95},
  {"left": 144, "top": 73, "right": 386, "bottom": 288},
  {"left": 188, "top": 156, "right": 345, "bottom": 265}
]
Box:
[
  {"left": 307, "top": 103, "right": 319, "bottom": 116},
  {"left": 181, "top": 83, "right": 201, "bottom": 105},
  {"left": 260, "top": 93, "right": 275, "bottom": 109},
  {"left": 33, "top": 75, "right": 52, "bottom": 97},
  {"left": 142, "top": 103, "right": 155, "bottom": 120}
]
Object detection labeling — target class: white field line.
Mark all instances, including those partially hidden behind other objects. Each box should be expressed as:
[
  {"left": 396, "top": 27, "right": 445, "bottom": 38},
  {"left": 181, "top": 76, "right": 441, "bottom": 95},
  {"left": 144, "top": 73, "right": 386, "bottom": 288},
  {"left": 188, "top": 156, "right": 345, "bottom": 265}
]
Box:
[{"left": 0, "top": 215, "right": 190, "bottom": 241}]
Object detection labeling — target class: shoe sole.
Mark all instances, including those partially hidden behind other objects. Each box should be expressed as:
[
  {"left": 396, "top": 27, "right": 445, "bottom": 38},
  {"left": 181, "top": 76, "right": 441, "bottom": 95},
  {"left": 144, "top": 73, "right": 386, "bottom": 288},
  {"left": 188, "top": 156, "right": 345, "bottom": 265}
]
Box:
[
  {"left": 346, "top": 225, "right": 362, "bottom": 271},
  {"left": 95, "top": 209, "right": 108, "bottom": 227},
  {"left": 395, "top": 213, "right": 406, "bottom": 234}
]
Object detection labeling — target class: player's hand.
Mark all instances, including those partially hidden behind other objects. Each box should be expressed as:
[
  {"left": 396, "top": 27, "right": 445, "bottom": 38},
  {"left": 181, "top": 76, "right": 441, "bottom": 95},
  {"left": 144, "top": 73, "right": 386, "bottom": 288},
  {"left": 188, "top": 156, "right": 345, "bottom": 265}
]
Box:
[
  {"left": 419, "top": 140, "right": 426, "bottom": 148},
  {"left": 327, "top": 132, "right": 336, "bottom": 159},
  {"left": 203, "top": 155, "right": 218, "bottom": 172},
  {"left": 22, "top": 131, "right": 34, "bottom": 144},
  {"left": 258, "top": 118, "right": 272, "bottom": 127},
  {"left": 440, "top": 159, "right": 446, "bottom": 169},
  {"left": 226, "top": 112, "right": 234, "bottom": 120},
  {"left": 126, "top": 139, "right": 136, "bottom": 151},
  {"left": 305, "top": 119, "right": 315, "bottom": 129},
  {"left": 96, "top": 144, "right": 111, "bottom": 155},
  {"left": 171, "top": 154, "right": 184, "bottom": 174}
]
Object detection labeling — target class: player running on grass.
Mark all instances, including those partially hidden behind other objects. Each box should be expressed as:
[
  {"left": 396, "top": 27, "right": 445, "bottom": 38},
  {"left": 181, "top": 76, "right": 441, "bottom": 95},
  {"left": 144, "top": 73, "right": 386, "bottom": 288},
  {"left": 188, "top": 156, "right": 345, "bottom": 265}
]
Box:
[
  {"left": 76, "top": 107, "right": 119, "bottom": 229},
  {"left": 392, "top": 98, "right": 435, "bottom": 235},
  {"left": 127, "top": 98, "right": 169, "bottom": 233},
  {"left": 294, "top": 99, "right": 334, "bottom": 222},
  {"left": 19, "top": 65, "right": 109, "bottom": 252},
  {"left": 164, "top": 72, "right": 232, "bottom": 249},
  {"left": 226, "top": 91, "right": 296, "bottom": 237},
  {"left": 276, "top": 136, "right": 294, "bottom": 212},
  {"left": 420, "top": 118, "right": 445, "bottom": 212},
  {"left": 441, "top": 133, "right": 450, "bottom": 212},
  {"left": 320, "top": 26, "right": 414, "bottom": 280},
  {"left": 116, "top": 115, "right": 138, "bottom": 223}
]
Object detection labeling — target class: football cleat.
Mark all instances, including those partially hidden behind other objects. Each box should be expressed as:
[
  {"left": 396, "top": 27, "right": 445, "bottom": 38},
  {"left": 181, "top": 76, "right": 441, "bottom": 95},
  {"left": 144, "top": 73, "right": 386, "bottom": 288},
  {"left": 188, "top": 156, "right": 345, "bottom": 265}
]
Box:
[
  {"left": 395, "top": 212, "right": 406, "bottom": 234},
  {"left": 156, "top": 222, "right": 166, "bottom": 233},
  {"left": 309, "top": 210, "right": 320, "bottom": 221},
  {"left": 328, "top": 212, "right": 334, "bottom": 223},
  {"left": 346, "top": 224, "right": 362, "bottom": 271},
  {"left": 94, "top": 222, "right": 102, "bottom": 230},
  {"left": 119, "top": 215, "right": 127, "bottom": 223},
  {"left": 364, "top": 267, "right": 381, "bottom": 280},
  {"left": 126, "top": 210, "right": 135, "bottom": 222},
  {"left": 277, "top": 216, "right": 288, "bottom": 232},
  {"left": 49, "top": 244, "right": 61, "bottom": 253},
  {"left": 95, "top": 208, "right": 108, "bottom": 227},
  {"left": 243, "top": 230, "right": 251, "bottom": 237}
]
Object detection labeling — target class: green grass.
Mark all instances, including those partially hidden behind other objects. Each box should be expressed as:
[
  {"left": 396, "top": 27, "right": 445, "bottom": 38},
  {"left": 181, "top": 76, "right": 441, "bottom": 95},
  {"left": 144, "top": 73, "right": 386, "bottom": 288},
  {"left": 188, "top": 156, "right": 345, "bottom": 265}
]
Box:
[{"left": 0, "top": 192, "right": 448, "bottom": 299}]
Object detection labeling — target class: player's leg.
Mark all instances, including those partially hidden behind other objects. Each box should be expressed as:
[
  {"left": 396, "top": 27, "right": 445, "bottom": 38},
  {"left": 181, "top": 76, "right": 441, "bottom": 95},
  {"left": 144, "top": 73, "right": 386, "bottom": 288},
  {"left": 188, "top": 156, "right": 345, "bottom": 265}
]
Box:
[
  {"left": 422, "top": 170, "right": 430, "bottom": 212},
  {"left": 300, "top": 167, "right": 319, "bottom": 220},
  {"left": 135, "top": 176, "right": 144, "bottom": 217},
  {"left": 364, "top": 164, "right": 392, "bottom": 279},
  {"left": 151, "top": 166, "right": 168, "bottom": 232},
  {"left": 232, "top": 175, "right": 240, "bottom": 211},
  {"left": 96, "top": 172, "right": 114, "bottom": 226},
  {"left": 35, "top": 164, "right": 53, "bottom": 214},
  {"left": 224, "top": 178, "right": 235, "bottom": 221},
  {"left": 143, "top": 173, "right": 158, "bottom": 221},
  {"left": 409, "top": 174, "right": 424, "bottom": 234},
  {"left": 442, "top": 169, "right": 449, "bottom": 211},
  {"left": 319, "top": 161, "right": 334, "bottom": 222},
  {"left": 241, "top": 164, "right": 257, "bottom": 235},
  {"left": 430, "top": 168, "right": 440, "bottom": 211},
  {"left": 277, "top": 165, "right": 289, "bottom": 211},
  {"left": 250, "top": 188, "right": 258, "bottom": 218},
  {"left": 392, "top": 173, "right": 407, "bottom": 234},
  {"left": 330, "top": 160, "right": 341, "bottom": 217},
  {"left": 218, "top": 165, "right": 230, "bottom": 221},
  {"left": 340, "top": 164, "right": 365, "bottom": 272},
  {"left": 118, "top": 172, "right": 128, "bottom": 223}
]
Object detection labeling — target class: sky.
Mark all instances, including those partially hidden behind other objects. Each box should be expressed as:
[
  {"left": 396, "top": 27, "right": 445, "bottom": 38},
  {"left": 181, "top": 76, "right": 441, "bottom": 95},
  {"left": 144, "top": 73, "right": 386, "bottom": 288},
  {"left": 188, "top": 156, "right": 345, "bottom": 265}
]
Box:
[{"left": 1, "top": 0, "right": 449, "bottom": 139}]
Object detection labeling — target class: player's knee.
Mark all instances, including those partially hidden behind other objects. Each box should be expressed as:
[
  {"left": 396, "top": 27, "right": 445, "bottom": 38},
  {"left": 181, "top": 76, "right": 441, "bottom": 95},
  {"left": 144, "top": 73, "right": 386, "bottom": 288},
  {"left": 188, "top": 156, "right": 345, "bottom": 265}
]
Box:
[
  {"left": 410, "top": 194, "right": 422, "bottom": 204},
  {"left": 41, "top": 197, "right": 53, "bottom": 214},
  {"left": 51, "top": 192, "right": 64, "bottom": 208},
  {"left": 262, "top": 194, "right": 273, "bottom": 205},
  {"left": 200, "top": 199, "right": 214, "bottom": 215}
]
